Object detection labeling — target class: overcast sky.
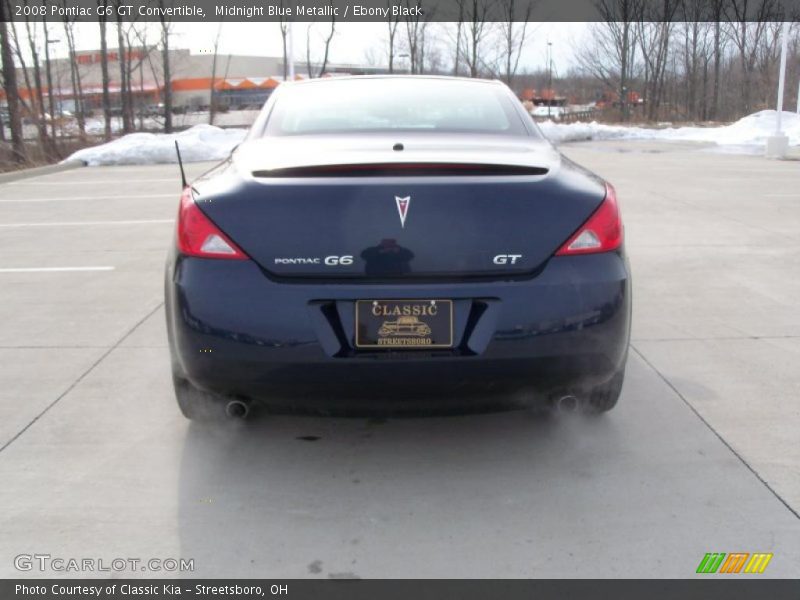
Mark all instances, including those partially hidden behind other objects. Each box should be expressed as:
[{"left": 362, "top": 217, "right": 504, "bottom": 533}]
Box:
[{"left": 34, "top": 21, "right": 587, "bottom": 75}]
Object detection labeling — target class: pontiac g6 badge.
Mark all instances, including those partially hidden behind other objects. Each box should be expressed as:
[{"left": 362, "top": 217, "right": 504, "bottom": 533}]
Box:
[{"left": 395, "top": 196, "right": 410, "bottom": 228}]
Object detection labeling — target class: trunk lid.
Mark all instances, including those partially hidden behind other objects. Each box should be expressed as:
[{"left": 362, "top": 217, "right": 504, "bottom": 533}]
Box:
[{"left": 195, "top": 135, "right": 606, "bottom": 280}]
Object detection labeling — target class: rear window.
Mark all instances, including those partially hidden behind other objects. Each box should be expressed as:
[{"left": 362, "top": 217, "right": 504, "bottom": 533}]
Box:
[{"left": 260, "top": 78, "right": 533, "bottom": 137}]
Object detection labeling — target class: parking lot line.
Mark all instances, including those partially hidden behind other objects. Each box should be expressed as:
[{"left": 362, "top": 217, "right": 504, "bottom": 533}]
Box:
[
  {"left": 3, "top": 179, "right": 178, "bottom": 186},
  {"left": 0, "top": 148, "right": 798, "bottom": 578},
  {"left": 0, "top": 219, "right": 173, "bottom": 228},
  {"left": 0, "top": 267, "right": 115, "bottom": 273},
  {"left": 0, "top": 194, "right": 175, "bottom": 203}
]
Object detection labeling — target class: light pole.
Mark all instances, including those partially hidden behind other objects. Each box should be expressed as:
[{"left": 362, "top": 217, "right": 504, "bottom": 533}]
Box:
[
  {"left": 398, "top": 53, "right": 411, "bottom": 74},
  {"left": 44, "top": 35, "right": 60, "bottom": 141},
  {"left": 766, "top": 21, "right": 789, "bottom": 159}
]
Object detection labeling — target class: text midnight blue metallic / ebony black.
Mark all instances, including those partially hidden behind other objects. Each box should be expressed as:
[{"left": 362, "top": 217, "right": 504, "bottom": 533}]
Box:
[{"left": 165, "top": 76, "right": 631, "bottom": 419}]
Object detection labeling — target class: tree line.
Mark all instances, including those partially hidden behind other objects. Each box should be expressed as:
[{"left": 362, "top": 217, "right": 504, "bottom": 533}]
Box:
[
  {"left": 2, "top": 0, "right": 799, "bottom": 166},
  {"left": 574, "top": 0, "right": 799, "bottom": 121},
  {"left": 370, "top": 0, "right": 798, "bottom": 122},
  {"left": 0, "top": 0, "right": 177, "bottom": 165}
]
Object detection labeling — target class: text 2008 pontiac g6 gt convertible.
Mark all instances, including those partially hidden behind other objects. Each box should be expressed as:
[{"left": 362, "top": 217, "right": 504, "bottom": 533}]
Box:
[{"left": 165, "top": 76, "right": 631, "bottom": 419}]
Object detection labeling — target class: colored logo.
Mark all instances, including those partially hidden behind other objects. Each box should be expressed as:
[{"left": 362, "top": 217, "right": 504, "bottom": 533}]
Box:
[
  {"left": 395, "top": 196, "right": 410, "bottom": 228},
  {"left": 696, "top": 552, "right": 773, "bottom": 574}
]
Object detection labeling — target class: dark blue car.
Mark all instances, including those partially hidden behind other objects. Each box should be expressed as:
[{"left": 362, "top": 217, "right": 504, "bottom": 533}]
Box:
[{"left": 165, "top": 76, "right": 631, "bottom": 419}]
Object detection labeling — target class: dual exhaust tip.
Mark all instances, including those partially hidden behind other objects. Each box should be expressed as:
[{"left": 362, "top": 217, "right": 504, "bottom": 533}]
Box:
[
  {"left": 553, "top": 394, "right": 581, "bottom": 413},
  {"left": 225, "top": 399, "right": 250, "bottom": 420},
  {"left": 226, "top": 396, "right": 582, "bottom": 419}
]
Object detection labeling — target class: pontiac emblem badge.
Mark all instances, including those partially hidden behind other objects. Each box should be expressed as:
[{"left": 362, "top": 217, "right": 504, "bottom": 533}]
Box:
[{"left": 395, "top": 196, "right": 410, "bottom": 228}]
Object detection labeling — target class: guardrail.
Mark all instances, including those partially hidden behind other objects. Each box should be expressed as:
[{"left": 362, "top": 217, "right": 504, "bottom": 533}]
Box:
[{"left": 560, "top": 109, "right": 596, "bottom": 123}]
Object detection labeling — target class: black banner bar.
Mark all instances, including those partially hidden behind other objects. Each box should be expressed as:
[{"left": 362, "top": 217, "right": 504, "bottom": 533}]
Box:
[
  {"left": 3, "top": 0, "right": 800, "bottom": 23},
  {"left": 3, "top": 579, "right": 800, "bottom": 600}
]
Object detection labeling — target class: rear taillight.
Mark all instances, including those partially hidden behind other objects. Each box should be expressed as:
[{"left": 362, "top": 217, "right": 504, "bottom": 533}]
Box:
[
  {"left": 556, "top": 183, "right": 623, "bottom": 256},
  {"left": 176, "top": 188, "right": 248, "bottom": 260}
]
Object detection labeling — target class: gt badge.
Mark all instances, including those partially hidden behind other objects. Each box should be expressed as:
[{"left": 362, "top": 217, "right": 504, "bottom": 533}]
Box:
[
  {"left": 395, "top": 196, "right": 410, "bottom": 228},
  {"left": 493, "top": 254, "right": 523, "bottom": 265}
]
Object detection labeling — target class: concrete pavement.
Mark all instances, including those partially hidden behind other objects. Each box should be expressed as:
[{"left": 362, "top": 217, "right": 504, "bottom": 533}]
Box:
[{"left": 0, "top": 144, "right": 797, "bottom": 578}]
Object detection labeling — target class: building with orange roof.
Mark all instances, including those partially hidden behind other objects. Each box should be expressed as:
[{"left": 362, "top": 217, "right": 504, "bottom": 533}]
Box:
[{"left": 1, "top": 47, "right": 386, "bottom": 115}]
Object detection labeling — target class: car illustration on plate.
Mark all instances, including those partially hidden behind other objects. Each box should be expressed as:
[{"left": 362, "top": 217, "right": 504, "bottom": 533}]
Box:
[{"left": 378, "top": 316, "right": 432, "bottom": 337}]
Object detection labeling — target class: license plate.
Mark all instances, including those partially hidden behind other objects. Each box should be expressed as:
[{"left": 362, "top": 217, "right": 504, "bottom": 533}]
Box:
[{"left": 355, "top": 299, "right": 453, "bottom": 349}]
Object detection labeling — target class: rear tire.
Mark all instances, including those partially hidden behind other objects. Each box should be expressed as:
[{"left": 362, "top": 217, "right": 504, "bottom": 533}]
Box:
[
  {"left": 586, "top": 369, "right": 625, "bottom": 413},
  {"left": 172, "top": 372, "right": 225, "bottom": 421}
]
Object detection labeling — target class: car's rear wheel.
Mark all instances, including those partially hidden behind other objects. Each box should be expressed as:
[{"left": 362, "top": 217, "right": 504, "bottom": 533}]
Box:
[
  {"left": 586, "top": 369, "right": 625, "bottom": 413},
  {"left": 172, "top": 372, "right": 226, "bottom": 421}
]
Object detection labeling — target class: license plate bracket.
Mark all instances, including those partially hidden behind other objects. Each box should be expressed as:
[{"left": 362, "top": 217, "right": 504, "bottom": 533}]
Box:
[{"left": 355, "top": 299, "right": 453, "bottom": 349}]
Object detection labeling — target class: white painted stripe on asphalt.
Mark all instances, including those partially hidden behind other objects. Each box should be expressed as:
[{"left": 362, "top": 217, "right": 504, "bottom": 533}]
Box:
[
  {"left": 0, "top": 266, "right": 115, "bottom": 273},
  {"left": 0, "top": 219, "right": 173, "bottom": 228},
  {"left": 4, "top": 179, "right": 177, "bottom": 185},
  {"left": 0, "top": 194, "right": 175, "bottom": 203}
]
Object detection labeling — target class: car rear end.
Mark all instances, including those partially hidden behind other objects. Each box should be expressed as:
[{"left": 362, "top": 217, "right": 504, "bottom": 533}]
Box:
[{"left": 165, "top": 77, "right": 631, "bottom": 416}]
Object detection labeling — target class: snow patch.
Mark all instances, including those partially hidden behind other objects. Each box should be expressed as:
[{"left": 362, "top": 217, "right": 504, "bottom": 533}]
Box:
[
  {"left": 67, "top": 110, "right": 800, "bottom": 166},
  {"left": 67, "top": 124, "right": 247, "bottom": 166},
  {"left": 539, "top": 110, "right": 800, "bottom": 151}
]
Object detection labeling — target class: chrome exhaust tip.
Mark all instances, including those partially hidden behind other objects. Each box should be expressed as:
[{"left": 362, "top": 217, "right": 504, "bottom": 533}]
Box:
[
  {"left": 555, "top": 395, "right": 580, "bottom": 413},
  {"left": 225, "top": 399, "right": 250, "bottom": 419}
]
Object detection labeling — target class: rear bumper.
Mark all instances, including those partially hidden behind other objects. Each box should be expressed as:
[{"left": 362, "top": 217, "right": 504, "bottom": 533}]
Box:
[{"left": 165, "top": 251, "right": 631, "bottom": 410}]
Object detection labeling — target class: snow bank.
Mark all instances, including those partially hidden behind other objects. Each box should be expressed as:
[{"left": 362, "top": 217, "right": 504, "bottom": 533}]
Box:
[
  {"left": 540, "top": 110, "right": 800, "bottom": 151},
  {"left": 67, "top": 124, "right": 247, "bottom": 166},
  {"left": 68, "top": 110, "right": 800, "bottom": 166}
]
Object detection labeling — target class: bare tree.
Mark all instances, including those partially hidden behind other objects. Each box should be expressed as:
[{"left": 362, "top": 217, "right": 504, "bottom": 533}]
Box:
[
  {"left": 577, "top": 0, "right": 641, "bottom": 120},
  {"left": 707, "top": 0, "right": 726, "bottom": 119},
  {"left": 724, "top": 0, "right": 780, "bottom": 114},
  {"left": 418, "top": 19, "right": 429, "bottom": 74},
  {"left": 452, "top": 1, "right": 464, "bottom": 75},
  {"left": 158, "top": 0, "right": 173, "bottom": 133},
  {"left": 682, "top": 20, "right": 701, "bottom": 119},
  {"left": 21, "top": 4, "right": 54, "bottom": 155},
  {"left": 209, "top": 22, "right": 223, "bottom": 124},
  {"left": 461, "top": 0, "right": 493, "bottom": 78},
  {"left": 0, "top": 3, "right": 26, "bottom": 162},
  {"left": 134, "top": 30, "right": 148, "bottom": 130},
  {"left": 753, "top": 20, "right": 784, "bottom": 108},
  {"left": 402, "top": 0, "right": 429, "bottom": 74},
  {"left": 422, "top": 36, "right": 445, "bottom": 74},
  {"left": 317, "top": 4, "right": 336, "bottom": 77},
  {"left": 386, "top": 1, "right": 401, "bottom": 73},
  {"left": 6, "top": 16, "right": 36, "bottom": 114},
  {"left": 129, "top": 24, "right": 158, "bottom": 130},
  {"left": 636, "top": 1, "right": 678, "bottom": 120},
  {"left": 499, "top": 0, "right": 535, "bottom": 85},
  {"left": 116, "top": 4, "right": 133, "bottom": 133},
  {"left": 278, "top": 2, "right": 289, "bottom": 79},
  {"left": 61, "top": 14, "right": 86, "bottom": 138},
  {"left": 305, "top": 7, "right": 336, "bottom": 78},
  {"left": 98, "top": 2, "right": 112, "bottom": 140},
  {"left": 40, "top": 10, "right": 58, "bottom": 149},
  {"left": 124, "top": 24, "right": 143, "bottom": 127}
]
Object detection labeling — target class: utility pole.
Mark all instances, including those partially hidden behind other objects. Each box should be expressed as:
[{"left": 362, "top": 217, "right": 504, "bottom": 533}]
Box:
[{"left": 766, "top": 21, "right": 789, "bottom": 159}]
